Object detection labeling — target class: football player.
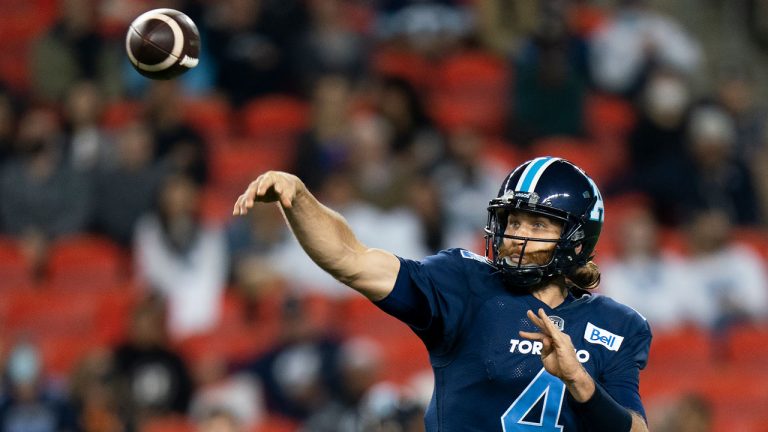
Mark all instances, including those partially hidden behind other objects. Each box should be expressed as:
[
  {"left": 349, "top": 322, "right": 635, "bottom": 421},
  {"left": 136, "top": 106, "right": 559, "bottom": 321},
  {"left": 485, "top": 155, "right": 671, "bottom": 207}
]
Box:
[{"left": 233, "top": 157, "right": 651, "bottom": 431}]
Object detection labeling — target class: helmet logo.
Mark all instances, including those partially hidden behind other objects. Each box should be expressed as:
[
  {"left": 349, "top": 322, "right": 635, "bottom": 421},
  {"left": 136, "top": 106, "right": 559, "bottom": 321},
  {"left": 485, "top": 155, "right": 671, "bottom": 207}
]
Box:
[
  {"left": 586, "top": 178, "right": 604, "bottom": 222},
  {"left": 509, "top": 191, "right": 540, "bottom": 206}
]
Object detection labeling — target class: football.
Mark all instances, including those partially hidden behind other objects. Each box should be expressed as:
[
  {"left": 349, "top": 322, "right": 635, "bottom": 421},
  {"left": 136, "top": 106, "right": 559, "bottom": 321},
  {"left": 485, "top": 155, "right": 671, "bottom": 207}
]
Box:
[{"left": 125, "top": 8, "right": 200, "bottom": 80}]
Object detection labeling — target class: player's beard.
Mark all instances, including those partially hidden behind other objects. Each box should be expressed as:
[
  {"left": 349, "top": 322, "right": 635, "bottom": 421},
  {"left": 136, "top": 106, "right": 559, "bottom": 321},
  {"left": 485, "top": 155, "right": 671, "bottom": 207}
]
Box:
[{"left": 502, "top": 247, "right": 556, "bottom": 268}]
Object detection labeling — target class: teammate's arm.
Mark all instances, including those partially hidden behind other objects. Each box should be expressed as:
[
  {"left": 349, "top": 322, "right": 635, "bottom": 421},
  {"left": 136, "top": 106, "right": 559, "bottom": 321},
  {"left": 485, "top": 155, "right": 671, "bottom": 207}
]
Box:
[
  {"left": 233, "top": 171, "right": 400, "bottom": 301},
  {"left": 520, "top": 309, "right": 648, "bottom": 432}
]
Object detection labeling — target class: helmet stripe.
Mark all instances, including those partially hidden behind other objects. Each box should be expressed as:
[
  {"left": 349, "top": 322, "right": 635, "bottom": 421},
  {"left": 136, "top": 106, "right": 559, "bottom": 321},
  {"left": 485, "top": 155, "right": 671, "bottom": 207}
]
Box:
[
  {"left": 514, "top": 157, "right": 549, "bottom": 192},
  {"left": 517, "top": 157, "right": 559, "bottom": 192},
  {"left": 526, "top": 157, "right": 560, "bottom": 193}
]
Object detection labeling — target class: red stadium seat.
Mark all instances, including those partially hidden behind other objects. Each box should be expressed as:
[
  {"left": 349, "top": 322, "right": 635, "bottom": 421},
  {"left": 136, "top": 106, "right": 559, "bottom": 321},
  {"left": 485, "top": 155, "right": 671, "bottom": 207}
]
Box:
[
  {"left": 240, "top": 95, "right": 309, "bottom": 141},
  {"left": 647, "top": 326, "right": 713, "bottom": 368},
  {"left": 371, "top": 47, "right": 434, "bottom": 90},
  {"left": 724, "top": 324, "right": 768, "bottom": 365},
  {"left": 481, "top": 137, "right": 527, "bottom": 171},
  {"left": 429, "top": 52, "right": 510, "bottom": 135},
  {"left": 0, "top": 236, "right": 34, "bottom": 289},
  {"left": 252, "top": 415, "right": 300, "bottom": 432},
  {"left": 46, "top": 235, "right": 128, "bottom": 290},
  {"left": 183, "top": 95, "right": 232, "bottom": 139},
  {"left": 209, "top": 137, "right": 295, "bottom": 192},
  {"left": 38, "top": 333, "right": 104, "bottom": 378},
  {"left": 101, "top": 100, "right": 144, "bottom": 130},
  {"left": 3, "top": 290, "right": 99, "bottom": 337},
  {"left": 731, "top": 227, "right": 768, "bottom": 260},
  {"left": 529, "top": 137, "right": 609, "bottom": 184},
  {"left": 584, "top": 93, "right": 636, "bottom": 138},
  {"left": 140, "top": 416, "right": 194, "bottom": 432}
]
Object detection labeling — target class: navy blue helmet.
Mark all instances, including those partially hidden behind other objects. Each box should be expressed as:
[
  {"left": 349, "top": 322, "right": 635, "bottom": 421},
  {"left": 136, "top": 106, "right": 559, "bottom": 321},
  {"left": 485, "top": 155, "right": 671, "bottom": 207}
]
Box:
[{"left": 485, "top": 157, "right": 604, "bottom": 287}]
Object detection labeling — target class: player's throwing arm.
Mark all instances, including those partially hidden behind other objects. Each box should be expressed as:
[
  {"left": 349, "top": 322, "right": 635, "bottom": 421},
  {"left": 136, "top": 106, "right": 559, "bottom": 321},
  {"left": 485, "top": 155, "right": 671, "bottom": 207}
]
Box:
[{"left": 233, "top": 171, "right": 400, "bottom": 301}]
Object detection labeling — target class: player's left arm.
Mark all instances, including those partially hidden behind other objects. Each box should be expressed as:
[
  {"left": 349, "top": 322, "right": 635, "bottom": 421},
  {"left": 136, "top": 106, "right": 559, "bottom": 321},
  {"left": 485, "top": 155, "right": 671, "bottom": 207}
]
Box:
[{"left": 520, "top": 309, "right": 648, "bottom": 432}]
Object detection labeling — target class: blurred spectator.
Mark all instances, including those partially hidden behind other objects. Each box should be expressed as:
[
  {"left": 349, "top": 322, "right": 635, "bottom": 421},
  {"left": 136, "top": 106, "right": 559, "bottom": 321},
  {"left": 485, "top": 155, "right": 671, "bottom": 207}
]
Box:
[
  {"left": 374, "top": 76, "right": 444, "bottom": 171},
  {"left": 589, "top": 0, "right": 702, "bottom": 97},
  {"left": 405, "top": 174, "right": 446, "bottom": 253},
  {"left": 134, "top": 174, "right": 228, "bottom": 339},
  {"left": 69, "top": 349, "right": 124, "bottom": 432},
  {"left": 599, "top": 206, "right": 689, "bottom": 330},
  {"left": 290, "top": 0, "right": 369, "bottom": 95},
  {"left": 143, "top": 81, "right": 209, "bottom": 185},
  {"left": 239, "top": 295, "right": 339, "bottom": 421},
  {"left": 301, "top": 337, "right": 393, "bottom": 432},
  {"left": 346, "top": 114, "right": 407, "bottom": 209},
  {"left": 91, "top": 121, "right": 169, "bottom": 247},
  {"left": 0, "top": 107, "right": 92, "bottom": 276},
  {"left": 61, "top": 81, "right": 113, "bottom": 172},
  {"left": 475, "top": 0, "right": 538, "bottom": 55},
  {"left": 272, "top": 170, "right": 427, "bottom": 297},
  {"left": 293, "top": 74, "right": 355, "bottom": 192},
  {"left": 431, "top": 127, "right": 507, "bottom": 250},
  {"left": 224, "top": 198, "right": 289, "bottom": 323},
  {"left": 375, "top": 1, "right": 473, "bottom": 59},
  {"left": 679, "top": 104, "right": 760, "bottom": 226},
  {"left": 30, "top": 0, "right": 123, "bottom": 103},
  {"left": 204, "top": 0, "right": 307, "bottom": 105},
  {"left": 511, "top": 2, "right": 589, "bottom": 144},
  {"left": 113, "top": 298, "right": 194, "bottom": 427},
  {"left": 189, "top": 353, "right": 265, "bottom": 430},
  {"left": 655, "top": 393, "right": 713, "bottom": 432},
  {"left": 681, "top": 208, "right": 768, "bottom": 330},
  {"left": 620, "top": 69, "right": 691, "bottom": 225},
  {"left": 0, "top": 341, "right": 78, "bottom": 432},
  {"left": 195, "top": 408, "right": 243, "bottom": 432},
  {"left": 716, "top": 66, "right": 767, "bottom": 164}
]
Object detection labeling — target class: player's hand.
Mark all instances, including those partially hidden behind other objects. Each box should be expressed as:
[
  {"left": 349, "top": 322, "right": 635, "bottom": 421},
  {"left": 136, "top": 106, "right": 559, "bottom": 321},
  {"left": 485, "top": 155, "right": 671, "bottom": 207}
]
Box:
[
  {"left": 233, "top": 171, "right": 305, "bottom": 215},
  {"left": 519, "top": 309, "right": 589, "bottom": 385}
]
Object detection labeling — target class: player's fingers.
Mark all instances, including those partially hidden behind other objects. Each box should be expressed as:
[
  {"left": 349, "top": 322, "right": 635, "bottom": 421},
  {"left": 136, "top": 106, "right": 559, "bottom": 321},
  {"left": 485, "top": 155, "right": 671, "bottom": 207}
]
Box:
[
  {"left": 537, "top": 308, "right": 560, "bottom": 334},
  {"left": 519, "top": 330, "right": 544, "bottom": 341},
  {"left": 233, "top": 194, "right": 246, "bottom": 215},
  {"left": 526, "top": 310, "right": 551, "bottom": 336}
]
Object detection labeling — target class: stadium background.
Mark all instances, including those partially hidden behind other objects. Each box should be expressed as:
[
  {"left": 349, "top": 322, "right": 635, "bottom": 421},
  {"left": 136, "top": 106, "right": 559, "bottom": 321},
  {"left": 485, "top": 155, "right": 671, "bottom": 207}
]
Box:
[{"left": 0, "top": 0, "right": 767, "bottom": 431}]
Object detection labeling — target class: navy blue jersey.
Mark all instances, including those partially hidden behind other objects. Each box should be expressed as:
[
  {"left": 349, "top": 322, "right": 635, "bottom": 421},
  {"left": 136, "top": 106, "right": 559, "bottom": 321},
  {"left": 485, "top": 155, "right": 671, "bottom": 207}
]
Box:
[{"left": 374, "top": 248, "right": 652, "bottom": 432}]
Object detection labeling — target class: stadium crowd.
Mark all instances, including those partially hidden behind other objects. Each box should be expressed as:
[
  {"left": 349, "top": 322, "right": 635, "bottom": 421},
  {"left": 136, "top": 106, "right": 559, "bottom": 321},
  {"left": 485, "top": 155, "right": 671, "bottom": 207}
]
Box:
[{"left": 1, "top": 0, "right": 768, "bottom": 431}]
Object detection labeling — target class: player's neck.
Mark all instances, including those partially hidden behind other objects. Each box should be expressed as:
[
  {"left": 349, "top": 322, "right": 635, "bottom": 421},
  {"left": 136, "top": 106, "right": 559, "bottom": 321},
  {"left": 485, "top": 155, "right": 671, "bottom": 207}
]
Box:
[{"left": 531, "top": 282, "right": 569, "bottom": 309}]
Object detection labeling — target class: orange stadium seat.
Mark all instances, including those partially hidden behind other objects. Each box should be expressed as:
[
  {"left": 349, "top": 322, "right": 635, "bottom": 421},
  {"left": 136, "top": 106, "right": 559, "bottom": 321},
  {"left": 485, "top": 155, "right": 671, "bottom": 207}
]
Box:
[
  {"left": 46, "top": 235, "right": 128, "bottom": 290},
  {"left": 240, "top": 95, "right": 309, "bottom": 140}
]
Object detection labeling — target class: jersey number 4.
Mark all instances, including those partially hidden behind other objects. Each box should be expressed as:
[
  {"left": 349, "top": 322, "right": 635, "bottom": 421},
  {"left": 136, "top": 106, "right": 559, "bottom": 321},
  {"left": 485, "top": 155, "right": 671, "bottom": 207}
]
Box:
[{"left": 501, "top": 368, "right": 565, "bottom": 432}]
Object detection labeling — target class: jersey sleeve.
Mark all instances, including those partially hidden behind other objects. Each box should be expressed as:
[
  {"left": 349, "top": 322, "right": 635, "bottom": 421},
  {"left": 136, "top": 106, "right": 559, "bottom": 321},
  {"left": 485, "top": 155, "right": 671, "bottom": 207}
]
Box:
[
  {"left": 373, "top": 249, "right": 471, "bottom": 353},
  {"left": 599, "top": 317, "right": 652, "bottom": 419}
]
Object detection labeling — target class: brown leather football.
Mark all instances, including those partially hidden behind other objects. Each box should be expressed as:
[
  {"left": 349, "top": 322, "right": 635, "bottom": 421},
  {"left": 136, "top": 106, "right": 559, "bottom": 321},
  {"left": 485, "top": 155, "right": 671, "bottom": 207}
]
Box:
[{"left": 125, "top": 8, "right": 200, "bottom": 80}]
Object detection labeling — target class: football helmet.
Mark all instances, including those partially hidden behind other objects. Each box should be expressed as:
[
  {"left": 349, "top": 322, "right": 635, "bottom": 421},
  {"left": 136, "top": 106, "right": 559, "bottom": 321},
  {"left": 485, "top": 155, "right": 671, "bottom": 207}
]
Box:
[{"left": 485, "top": 157, "right": 604, "bottom": 287}]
